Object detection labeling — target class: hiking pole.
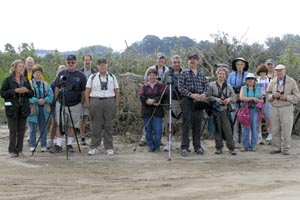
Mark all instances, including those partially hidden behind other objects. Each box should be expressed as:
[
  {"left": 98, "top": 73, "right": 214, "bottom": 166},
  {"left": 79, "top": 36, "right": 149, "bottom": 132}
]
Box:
[
  {"left": 167, "top": 81, "right": 172, "bottom": 161},
  {"left": 133, "top": 85, "right": 168, "bottom": 152}
]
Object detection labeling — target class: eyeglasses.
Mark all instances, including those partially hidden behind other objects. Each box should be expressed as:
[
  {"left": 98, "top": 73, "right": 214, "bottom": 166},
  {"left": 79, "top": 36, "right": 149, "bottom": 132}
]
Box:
[{"left": 67, "top": 61, "right": 75, "bottom": 65}]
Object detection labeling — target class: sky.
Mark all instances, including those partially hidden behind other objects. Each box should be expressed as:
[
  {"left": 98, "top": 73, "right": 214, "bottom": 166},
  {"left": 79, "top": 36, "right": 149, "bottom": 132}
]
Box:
[{"left": 1, "top": 0, "right": 299, "bottom": 53}]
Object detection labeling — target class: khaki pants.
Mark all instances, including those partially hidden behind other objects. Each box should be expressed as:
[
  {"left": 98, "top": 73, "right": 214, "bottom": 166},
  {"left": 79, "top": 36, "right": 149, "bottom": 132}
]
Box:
[{"left": 271, "top": 105, "right": 294, "bottom": 151}]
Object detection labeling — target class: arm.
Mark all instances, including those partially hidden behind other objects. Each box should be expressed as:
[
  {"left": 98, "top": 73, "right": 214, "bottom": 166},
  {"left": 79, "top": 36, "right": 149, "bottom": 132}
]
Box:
[
  {"left": 84, "top": 88, "right": 91, "bottom": 107},
  {"left": 114, "top": 88, "right": 120, "bottom": 106},
  {"left": 44, "top": 86, "right": 54, "bottom": 104},
  {"left": 0, "top": 77, "right": 16, "bottom": 99}
]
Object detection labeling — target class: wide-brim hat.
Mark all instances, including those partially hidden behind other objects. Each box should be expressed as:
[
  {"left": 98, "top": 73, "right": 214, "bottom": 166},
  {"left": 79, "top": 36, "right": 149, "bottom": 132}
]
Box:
[
  {"left": 231, "top": 57, "right": 249, "bottom": 71},
  {"left": 245, "top": 73, "right": 256, "bottom": 81}
]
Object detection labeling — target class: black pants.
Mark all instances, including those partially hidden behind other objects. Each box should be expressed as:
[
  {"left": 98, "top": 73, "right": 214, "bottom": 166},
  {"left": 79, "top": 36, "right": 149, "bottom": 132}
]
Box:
[
  {"left": 180, "top": 97, "right": 203, "bottom": 151},
  {"left": 7, "top": 116, "right": 27, "bottom": 153}
]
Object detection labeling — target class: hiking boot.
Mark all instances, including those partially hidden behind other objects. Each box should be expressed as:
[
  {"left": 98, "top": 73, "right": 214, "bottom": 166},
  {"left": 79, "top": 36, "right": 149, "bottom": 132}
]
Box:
[
  {"left": 181, "top": 149, "right": 188, "bottom": 157},
  {"left": 282, "top": 150, "right": 290, "bottom": 155},
  {"left": 107, "top": 149, "right": 114, "bottom": 156},
  {"left": 195, "top": 147, "right": 204, "bottom": 155},
  {"left": 270, "top": 149, "right": 281, "bottom": 154},
  {"left": 88, "top": 148, "right": 98, "bottom": 155},
  {"left": 50, "top": 145, "right": 62, "bottom": 153},
  {"left": 67, "top": 145, "right": 74, "bottom": 153},
  {"left": 229, "top": 150, "right": 237, "bottom": 155},
  {"left": 147, "top": 147, "right": 155, "bottom": 152},
  {"left": 215, "top": 149, "right": 223, "bottom": 155}
]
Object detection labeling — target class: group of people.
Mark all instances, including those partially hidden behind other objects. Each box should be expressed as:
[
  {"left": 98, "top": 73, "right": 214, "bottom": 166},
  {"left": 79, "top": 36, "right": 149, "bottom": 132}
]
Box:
[
  {"left": 1, "top": 55, "right": 119, "bottom": 158},
  {"left": 140, "top": 54, "right": 300, "bottom": 156},
  {"left": 1, "top": 52, "right": 300, "bottom": 158}
]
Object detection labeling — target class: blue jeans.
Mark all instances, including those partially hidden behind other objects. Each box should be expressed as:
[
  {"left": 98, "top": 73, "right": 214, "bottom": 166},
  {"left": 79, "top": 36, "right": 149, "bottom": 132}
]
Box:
[
  {"left": 143, "top": 116, "right": 163, "bottom": 150},
  {"left": 29, "top": 109, "right": 48, "bottom": 148},
  {"left": 242, "top": 108, "right": 258, "bottom": 148}
]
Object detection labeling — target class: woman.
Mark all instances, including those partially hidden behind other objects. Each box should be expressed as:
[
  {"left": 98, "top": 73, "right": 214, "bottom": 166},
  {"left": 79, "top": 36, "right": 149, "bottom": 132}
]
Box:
[
  {"left": 256, "top": 64, "right": 272, "bottom": 144},
  {"left": 0, "top": 60, "right": 34, "bottom": 157},
  {"left": 227, "top": 57, "right": 249, "bottom": 145},
  {"left": 208, "top": 67, "right": 237, "bottom": 155},
  {"left": 28, "top": 64, "right": 54, "bottom": 152},
  {"left": 239, "top": 73, "right": 262, "bottom": 152},
  {"left": 140, "top": 68, "right": 165, "bottom": 152}
]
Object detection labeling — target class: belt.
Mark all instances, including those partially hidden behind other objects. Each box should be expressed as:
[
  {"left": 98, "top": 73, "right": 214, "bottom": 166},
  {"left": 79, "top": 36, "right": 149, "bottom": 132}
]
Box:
[{"left": 91, "top": 97, "right": 114, "bottom": 100}]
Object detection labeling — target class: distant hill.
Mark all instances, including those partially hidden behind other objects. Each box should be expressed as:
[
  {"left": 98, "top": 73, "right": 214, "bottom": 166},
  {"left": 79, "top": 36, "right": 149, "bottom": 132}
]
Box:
[{"left": 36, "top": 45, "right": 113, "bottom": 57}]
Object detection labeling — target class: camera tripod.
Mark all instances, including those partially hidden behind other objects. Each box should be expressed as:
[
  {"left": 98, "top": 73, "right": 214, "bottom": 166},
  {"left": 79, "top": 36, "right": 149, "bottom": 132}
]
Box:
[{"left": 31, "top": 87, "right": 81, "bottom": 160}]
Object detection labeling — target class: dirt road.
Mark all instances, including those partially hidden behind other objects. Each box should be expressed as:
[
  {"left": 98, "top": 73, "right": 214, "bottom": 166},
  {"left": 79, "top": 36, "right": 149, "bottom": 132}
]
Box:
[{"left": 1, "top": 125, "right": 300, "bottom": 200}]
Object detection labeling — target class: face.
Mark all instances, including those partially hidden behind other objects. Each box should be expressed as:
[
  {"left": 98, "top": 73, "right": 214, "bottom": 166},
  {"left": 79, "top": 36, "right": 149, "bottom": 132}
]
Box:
[
  {"left": 97, "top": 63, "right": 107, "bottom": 74},
  {"left": 83, "top": 56, "right": 92, "bottom": 69},
  {"left": 26, "top": 60, "right": 34, "bottom": 70},
  {"left": 259, "top": 71, "right": 267, "bottom": 77},
  {"left": 148, "top": 73, "right": 157, "bottom": 83},
  {"left": 236, "top": 60, "right": 245, "bottom": 72},
  {"left": 217, "top": 70, "right": 227, "bottom": 82},
  {"left": 188, "top": 58, "right": 199, "bottom": 68},
  {"left": 156, "top": 57, "right": 166, "bottom": 67},
  {"left": 172, "top": 58, "right": 181, "bottom": 70},
  {"left": 246, "top": 78, "right": 255, "bottom": 85},
  {"left": 66, "top": 59, "right": 77, "bottom": 71},
  {"left": 15, "top": 63, "right": 24, "bottom": 74},
  {"left": 33, "top": 71, "right": 42, "bottom": 80},
  {"left": 266, "top": 63, "right": 274, "bottom": 71},
  {"left": 275, "top": 69, "right": 285, "bottom": 78}
]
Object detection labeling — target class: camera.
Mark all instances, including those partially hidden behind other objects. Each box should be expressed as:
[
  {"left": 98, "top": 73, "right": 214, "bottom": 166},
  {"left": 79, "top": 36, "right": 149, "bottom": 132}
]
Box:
[
  {"left": 276, "top": 91, "right": 284, "bottom": 99},
  {"left": 233, "top": 86, "right": 241, "bottom": 94},
  {"left": 157, "top": 77, "right": 162, "bottom": 81},
  {"left": 249, "top": 101, "right": 256, "bottom": 108},
  {"left": 60, "top": 75, "right": 67, "bottom": 87},
  {"left": 263, "top": 96, "right": 266, "bottom": 103}
]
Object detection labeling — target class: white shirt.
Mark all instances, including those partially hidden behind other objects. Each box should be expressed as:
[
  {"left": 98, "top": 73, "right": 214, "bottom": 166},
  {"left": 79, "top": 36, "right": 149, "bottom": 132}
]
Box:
[{"left": 86, "top": 72, "right": 119, "bottom": 98}]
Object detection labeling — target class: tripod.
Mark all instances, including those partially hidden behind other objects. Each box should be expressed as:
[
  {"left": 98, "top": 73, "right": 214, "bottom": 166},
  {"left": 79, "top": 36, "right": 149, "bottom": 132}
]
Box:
[
  {"left": 32, "top": 87, "right": 81, "bottom": 160},
  {"left": 292, "top": 110, "right": 300, "bottom": 133}
]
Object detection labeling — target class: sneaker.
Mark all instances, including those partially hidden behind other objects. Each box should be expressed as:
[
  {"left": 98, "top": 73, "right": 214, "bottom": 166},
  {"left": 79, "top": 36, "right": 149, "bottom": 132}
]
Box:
[
  {"left": 163, "top": 144, "right": 169, "bottom": 152},
  {"left": 41, "top": 147, "right": 47, "bottom": 152},
  {"left": 265, "top": 139, "right": 272, "bottom": 145},
  {"left": 181, "top": 149, "right": 188, "bottom": 157},
  {"left": 29, "top": 147, "right": 35, "bottom": 152},
  {"left": 195, "top": 147, "right": 204, "bottom": 155},
  {"left": 229, "top": 150, "right": 237, "bottom": 155},
  {"left": 249, "top": 147, "right": 256, "bottom": 152},
  {"left": 107, "top": 149, "right": 114, "bottom": 156},
  {"left": 155, "top": 148, "right": 160, "bottom": 152},
  {"left": 18, "top": 152, "right": 25, "bottom": 158},
  {"left": 241, "top": 147, "right": 248, "bottom": 152},
  {"left": 67, "top": 145, "right": 74, "bottom": 153},
  {"left": 50, "top": 145, "right": 63, "bottom": 153},
  {"left": 138, "top": 136, "right": 146, "bottom": 147},
  {"left": 215, "top": 149, "right": 223, "bottom": 155},
  {"left": 257, "top": 137, "right": 264, "bottom": 145},
  {"left": 270, "top": 149, "right": 281, "bottom": 154},
  {"left": 88, "top": 148, "right": 98, "bottom": 155},
  {"left": 147, "top": 147, "right": 155, "bottom": 152}
]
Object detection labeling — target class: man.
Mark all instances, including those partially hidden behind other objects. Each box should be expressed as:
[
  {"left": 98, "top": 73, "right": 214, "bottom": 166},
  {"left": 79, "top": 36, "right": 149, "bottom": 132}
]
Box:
[
  {"left": 162, "top": 55, "right": 185, "bottom": 152},
  {"left": 85, "top": 58, "right": 120, "bottom": 156},
  {"left": 144, "top": 52, "right": 169, "bottom": 82},
  {"left": 79, "top": 54, "right": 97, "bottom": 145},
  {"left": 51, "top": 55, "right": 87, "bottom": 153},
  {"left": 24, "top": 57, "right": 35, "bottom": 80},
  {"left": 178, "top": 54, "right": 209, "bottom": 156},
  {"left": 264, "top": 58, "right": 276, "bottom": 144},
  {"left": 267, "top": 64, "right": 300, "bottom": 155}
]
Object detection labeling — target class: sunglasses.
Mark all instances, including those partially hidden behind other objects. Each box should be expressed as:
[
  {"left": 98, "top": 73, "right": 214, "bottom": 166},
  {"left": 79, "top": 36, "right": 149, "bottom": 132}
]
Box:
[{"left": 67, "top": 61, "right": 75, "bottom": 65}]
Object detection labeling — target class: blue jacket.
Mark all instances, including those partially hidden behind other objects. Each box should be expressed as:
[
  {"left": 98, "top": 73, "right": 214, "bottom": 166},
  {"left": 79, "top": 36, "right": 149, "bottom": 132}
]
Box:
[{"left": 27, "top": 80, "right": 54, "bottom": 123}]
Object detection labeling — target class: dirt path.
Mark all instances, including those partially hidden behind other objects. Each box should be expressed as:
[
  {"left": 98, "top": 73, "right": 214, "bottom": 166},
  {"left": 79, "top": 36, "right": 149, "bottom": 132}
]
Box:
[{"left": 1, "top": 125, "right": 300, "bottom": 200}]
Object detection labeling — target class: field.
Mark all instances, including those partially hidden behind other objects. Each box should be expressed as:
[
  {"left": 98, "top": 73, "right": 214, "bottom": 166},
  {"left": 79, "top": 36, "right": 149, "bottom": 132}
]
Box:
[{"left": 1, "top": 125, "right": 300, "bottom": 200}]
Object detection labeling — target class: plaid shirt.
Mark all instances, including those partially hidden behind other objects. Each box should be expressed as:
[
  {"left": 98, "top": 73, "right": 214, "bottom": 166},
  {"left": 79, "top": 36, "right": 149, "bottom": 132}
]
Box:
[{"left": 178, "top": 69, "right": 209, "bottom": 97}]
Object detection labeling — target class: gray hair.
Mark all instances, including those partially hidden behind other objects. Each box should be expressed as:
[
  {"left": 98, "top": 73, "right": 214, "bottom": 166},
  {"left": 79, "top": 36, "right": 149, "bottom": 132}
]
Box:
[{"left": 171, "top": 55, "right": 182, "bottom": 63}]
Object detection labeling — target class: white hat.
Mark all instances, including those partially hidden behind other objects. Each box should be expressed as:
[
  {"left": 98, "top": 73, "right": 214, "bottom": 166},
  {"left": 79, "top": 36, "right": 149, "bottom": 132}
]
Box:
[
  {"left": 274, "top": 64, "right": 286, "bottom": 70},
  {"left": 245, "top": 73, "right": 256, "bottom": 80}
]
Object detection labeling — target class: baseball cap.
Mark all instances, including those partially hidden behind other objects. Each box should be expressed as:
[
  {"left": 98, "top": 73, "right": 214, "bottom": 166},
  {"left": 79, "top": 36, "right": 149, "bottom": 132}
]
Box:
[
  {"left": 265, "top": 59, "right": 275, "bottom": 65},
  {"left": 188, "top": 54, "right": 199, "bottom": 60},
  {"left": 97, "top": 58, "right": 107, "bottom": 65},
  {"left": 274, "top": 64, "right": 286, "bottom": 70},
  {"left": 66, "top": 55, "right": 77, "bottom": 60},
  {"left": 157, "top": 52, "right": 166, "bottom": 59}
]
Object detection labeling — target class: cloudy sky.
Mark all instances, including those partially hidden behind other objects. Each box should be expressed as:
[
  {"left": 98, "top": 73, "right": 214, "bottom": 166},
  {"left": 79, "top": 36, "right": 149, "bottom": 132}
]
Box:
[{"left": 1, "top": 0, "right": 299, "bottom": 52}]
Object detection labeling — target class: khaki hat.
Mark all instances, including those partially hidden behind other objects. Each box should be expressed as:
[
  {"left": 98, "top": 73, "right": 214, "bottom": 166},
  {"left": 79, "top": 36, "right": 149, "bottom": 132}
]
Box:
[
  {"left": 232, "top": 57, "right": 249, "bottom": 71},
  {"left": 274, "top": 64, "right": 286, "bottom": 70},
  {"left": 245, "top": 73, "right": 256, "bottom": 80}
]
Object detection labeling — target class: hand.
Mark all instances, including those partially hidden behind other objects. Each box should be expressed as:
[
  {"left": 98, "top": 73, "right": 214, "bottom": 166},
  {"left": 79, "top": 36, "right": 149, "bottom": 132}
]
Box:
[
  {"left": 279, "top": 94, "right": 287, "bottom": 100},
  {"left": 273, "top": 92, "right": 281, "bottom": 99},
  {"left": 15, "top": 87, "right": 28, "bottom": 94},
  {"left": 223, "top": 98, "right": 231, "bottom": 105},
  {"left": 84, "top": 102, "right": 90, "bottom": 108},
  {"left": 216, "top": 98, "right": 224, "bottom": 105},
  {"left": 146, "top": 99, "right": 155, "bottom": 105},
  {"left": 37, "top": 99, "right": 45, "bottom": 105}
]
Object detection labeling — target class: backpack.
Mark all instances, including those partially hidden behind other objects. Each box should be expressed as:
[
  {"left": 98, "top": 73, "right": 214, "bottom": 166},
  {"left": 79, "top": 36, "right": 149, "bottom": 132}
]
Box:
[{"left": 237, "top": 103, "right": 250, "bottom": 128}]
